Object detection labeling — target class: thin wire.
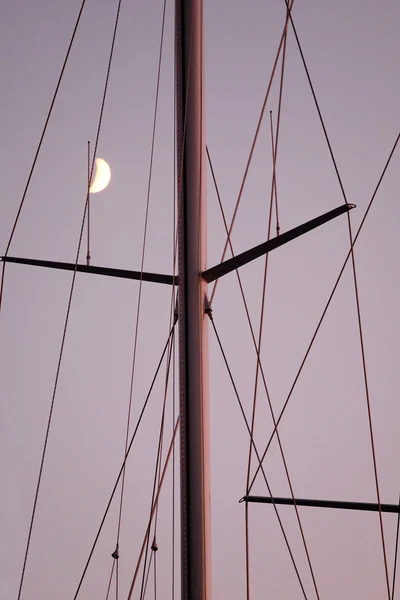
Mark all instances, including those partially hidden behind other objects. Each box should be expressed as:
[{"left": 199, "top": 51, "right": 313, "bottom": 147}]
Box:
[
  {"left": 392, "top": 494, "right": 400, "bottom": 600},
  {"left": 245, "top": 19, "right": 288, "bottom": 595},
  {"left": 208, "top": 138, "right": 321, "bottom": 599},
  {"left": 0, "top": 0, "right": 88, "bottom": 313},
  {"left": 126, "top": 417, "right": 180, "bottom": 600},
  {"left": 139, "top": 2, "right": 178, "bottom": 574},
  {"left": 238, "top": 47, "right": 320, "bottom": 600},
  {"left": 248, "top": 131, "right": 400, "bottom": 493},
  {"left": 347, "top": 214, "right": 391, "bottom": 598},
  {"left": 16, "top": 202, "right": 88, "bottom": 600},
  {"left": 104, "top": 559, "right": 116, "bottom": 600},
  {"left": 284, "top": 1, "right": 348, "bottom": 206},
  {"left": 209, "top": 105, "right": 320, "bottom": 597},
  {"left": 271, "top": 18, "right": 288, "bottom": 236},
  {"left": 171, "top": 331, "right": 176, "bottom": 600},
  {"left": 86, "top": 141, "right": 91, "bottom": 266},
  {"left": 270, "top": 111, "right": 281, "bottom": 237},
  {"left": 139, "top": 330, "right": 175, "bottom": 600},
  {"left": 15, "top": 2, "right": 124, "bottom": 596},
  {"left": 244, "top": 112, "right": 277, "bottom": 600},
  {"left": 210, "top": 0, "right": 294, "bottom": 304},
  {"left": 115, "top": 558, "right": 119, "bottom": 600},
  {"left": 72, "top": 325, "right": 176, "bottom": 600},
  {"left": 142, "top": 552, "right": 154, "bottom": 599},
  {"left": 171, "top": 95, "right": 177, "bottom": 600},
  {"left": 171, "top": 78, "right": 178, "bottom": 600},
  {"left": 209, "top": 314, "right": 308, "bottom": 599},
  {"left": 114, "top": 0, "right": 168, "bottom": 575},
  {"left": 154, "top": 550, "right": 157, "bottom": 600},
  {"left": 280, "top": 6, "right": 391, "bottom": 591}
]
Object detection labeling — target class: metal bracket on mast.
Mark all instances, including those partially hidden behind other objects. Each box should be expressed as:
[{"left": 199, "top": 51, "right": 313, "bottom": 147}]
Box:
[
  {"left": 204, "top": 295, "right": 212, "bottom": 319},
  {"left": 1, "top": 256, "right": 177, "bottom": 286},
  {"left": 202, "top": 203, "right": 355, "bottom": 284},
  {"left": 241, "top": 495, "right": 400, "bottom": 514}
]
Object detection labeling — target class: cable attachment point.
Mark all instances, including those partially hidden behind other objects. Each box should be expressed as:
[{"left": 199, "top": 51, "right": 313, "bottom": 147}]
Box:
[
  {"left": 204, "top": 295, "right": 213, "bottom": 320},
  {"left": 111, "top": 544, "right": 119, "bottom": 560},
  {"left": 151, "top": 536, "right": 158, "bottom": 552},
  {"left": 174, "top": 298, "right": 179, "bottom": 324}
]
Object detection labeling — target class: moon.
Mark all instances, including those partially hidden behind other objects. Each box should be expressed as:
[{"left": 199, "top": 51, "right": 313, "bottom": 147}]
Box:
[{"left": 90, "top": 158, "right": 111, "bottom": 193}]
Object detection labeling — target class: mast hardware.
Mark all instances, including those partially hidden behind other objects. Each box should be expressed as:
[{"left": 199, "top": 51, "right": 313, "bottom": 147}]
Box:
[
  {"left": 242, "top": 495, "right": 400, "bottom": 514},
  {"left": 1, "top": 204, "right": 355, "bottom": 290},
  {"left": 201, "top": 203, "right": 355, "bottom": 284},
  {"left": 1, "top": 256, "right": 177, "bottom": 286}
]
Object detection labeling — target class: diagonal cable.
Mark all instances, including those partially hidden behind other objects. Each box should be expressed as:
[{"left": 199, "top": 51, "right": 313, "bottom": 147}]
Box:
[
  {"left": 210, "top": 0, "right": 294, "bottom": 304},
  {"left": 0, "top": 0, "right": 88, "bottom": 313},
  {"left": 126, "top": 417, "right": 180, "bottom": 600},
  {"left": 392, "top": 494, "right": 400, "bottom": 600},
  {"left": 272, "top": 7, "right": 393, "bottom": 592},
  {"left": 208, "top": 138, "right": 321, "bottom": 597},
  {"left": 113, "top": 0, "right": 169, "bottom": 589},
  {"left": 15, "top": 2, "right": 127, "bottom": 596},
  {"left": 139, "top": 318, "right": 176, "bottom": 600},
  {"left": 245, "top": 25, "right": 288, "bottom": 597},
  {"left": 209, "top": 312, "right": 309, "bottom": 599},
  {"left": 248, "top": 131, "right": 400, "bottom": 492},
  {"left": 72, "top": 324, "right": 176, "bottom": 600}
]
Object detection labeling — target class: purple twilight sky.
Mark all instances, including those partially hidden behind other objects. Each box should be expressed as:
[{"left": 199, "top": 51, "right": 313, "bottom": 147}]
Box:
[{"left": 1, "top": 1, "right": 400, "bottom": 599}]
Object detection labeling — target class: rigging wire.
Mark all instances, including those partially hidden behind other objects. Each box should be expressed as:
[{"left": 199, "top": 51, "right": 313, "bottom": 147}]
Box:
[
  {"left": 142, "top": 551, "right": 155, "bottom": 600},
  {"left": 113, "top": 0, "right": 168, "bottom": 593},
  {"left": 115, "top": 559, "right": 119, "bottom": 600},
  {"left": 276, "top": 6, "right": 392, "bottom": 593},
  {"left": 208, "top": 312, "right": 309, "bottom": 599},
  {"left": 209, "top": 0, "right": 294, "bottom": 305},
  {"left": 136, "top": 6, "right": 178, "bottom": 593},
  {"left": 244, "top": 119, "right": 277, "bottom": 599},
  {"left": 154, "top": 549, "right": 158, "bottom": 600},
  {"left": 126, "top": 417, "right": 180, "bottom": 600},
  {"left": 347, "top": 215, "right": 391, "bottom": 599},
  {"left": 104, "top": 559, "right": 116, "bottom": 600},
  {"left": 171, "top": 31, "right": 178, "bottom": 593},
  {"left": 392, "top": 494, "right": 400, "bottom": 600},
  {"left": 208, "top": 136, "right": 321, "bottom": 597},
  {"left": 139, "top": 327, "right": 176, "bottom": 600},
  {"left": 248, "top": 130, "right": 400, "bottom": 493},
  {"left": 72, "top": 325, "right": 176, "bottom": 600},
  {"left": 171, "top": 327, "right": 177, "bottom": 600},
  {"left": 16, "top": 192, "right": 88, "bottom": 600},
  {"left": 171, "top": 53, "right": 178, "bottom": 600},
  {"left": 245, "top": 20, "right": 288, "bottom": 596},
  {"left": 15, "top": 1, "right": 126, "bottom": 597},
  {"left": 0, "top": 0, "right": 87, "bottom": 313},
  {"left": 86, "top": 141, "right": 91, "bottom": 266}
]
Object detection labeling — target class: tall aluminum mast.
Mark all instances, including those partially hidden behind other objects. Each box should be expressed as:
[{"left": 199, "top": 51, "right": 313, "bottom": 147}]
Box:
[{"left": 176, "top": 1, "right": 212, "bottom": 599}]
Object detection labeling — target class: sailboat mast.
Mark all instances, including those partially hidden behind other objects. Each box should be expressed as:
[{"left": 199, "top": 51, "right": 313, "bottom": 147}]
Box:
[{"left": 175, "top": 1, "right": 211, "bottom": 599}]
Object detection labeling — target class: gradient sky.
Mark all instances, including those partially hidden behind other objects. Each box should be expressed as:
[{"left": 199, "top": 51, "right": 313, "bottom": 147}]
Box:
[{"left": 1, "top": 1, "right": 400, "bottom": 599}]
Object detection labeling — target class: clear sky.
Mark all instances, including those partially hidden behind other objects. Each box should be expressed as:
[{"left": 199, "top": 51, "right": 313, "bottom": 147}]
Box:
[{"left": 1, "top": 1, "right": 400, "bottom": 599}]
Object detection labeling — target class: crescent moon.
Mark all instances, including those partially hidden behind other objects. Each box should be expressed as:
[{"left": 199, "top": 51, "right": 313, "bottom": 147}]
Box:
[{"left": 90, "top": 158, "right": 111, "bottom": 193}]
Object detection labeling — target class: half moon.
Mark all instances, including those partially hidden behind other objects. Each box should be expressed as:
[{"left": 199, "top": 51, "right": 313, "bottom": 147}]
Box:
[{"left": 90, "top": 158, "right": 111, "bottom": 193}]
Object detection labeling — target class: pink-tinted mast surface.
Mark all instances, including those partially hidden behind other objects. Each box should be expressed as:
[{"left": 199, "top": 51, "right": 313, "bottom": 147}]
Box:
[{"left": 176, "top": 0, "right": 211, "bottom": 599}]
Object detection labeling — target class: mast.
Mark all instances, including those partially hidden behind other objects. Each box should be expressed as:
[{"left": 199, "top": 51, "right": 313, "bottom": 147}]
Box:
[{"left": 176, "top": 1, "right": 211, "bottom": 599}]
